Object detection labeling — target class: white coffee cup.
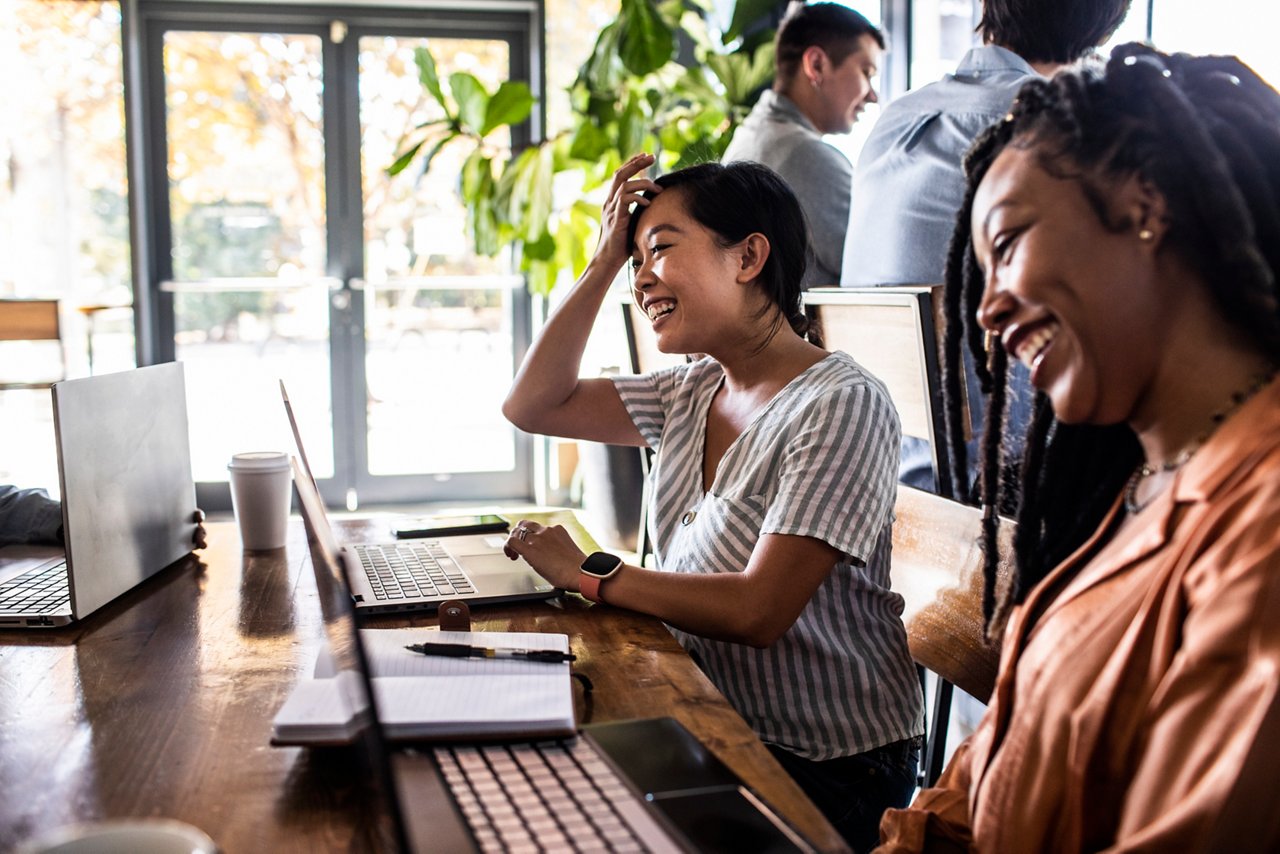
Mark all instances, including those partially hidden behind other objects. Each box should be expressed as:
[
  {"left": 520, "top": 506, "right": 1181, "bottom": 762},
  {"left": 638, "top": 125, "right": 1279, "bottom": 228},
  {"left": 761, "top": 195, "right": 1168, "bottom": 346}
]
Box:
[{"left": 227, "top": 451, "right": 292, "bottom": 551}]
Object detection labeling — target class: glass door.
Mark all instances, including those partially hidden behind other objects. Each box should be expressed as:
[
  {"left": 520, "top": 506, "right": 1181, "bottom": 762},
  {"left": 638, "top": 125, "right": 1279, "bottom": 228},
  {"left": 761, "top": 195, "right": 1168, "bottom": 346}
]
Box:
[{"left": 133, "top": 3, "right": 536, "bottom": 510}]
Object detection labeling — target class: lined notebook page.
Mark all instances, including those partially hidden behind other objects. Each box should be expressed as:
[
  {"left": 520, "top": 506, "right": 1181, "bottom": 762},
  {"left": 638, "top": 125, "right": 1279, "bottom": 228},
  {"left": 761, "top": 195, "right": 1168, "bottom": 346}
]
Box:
[{"left": 276, "top": 627, "right": 575, "bottom": 743}]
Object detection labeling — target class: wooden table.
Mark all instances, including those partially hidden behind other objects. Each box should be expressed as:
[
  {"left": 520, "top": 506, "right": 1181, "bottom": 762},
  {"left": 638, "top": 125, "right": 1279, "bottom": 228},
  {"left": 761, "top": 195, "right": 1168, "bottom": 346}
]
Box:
[{"left": 0, "top": 515, "right": 846, "bottom": 852}]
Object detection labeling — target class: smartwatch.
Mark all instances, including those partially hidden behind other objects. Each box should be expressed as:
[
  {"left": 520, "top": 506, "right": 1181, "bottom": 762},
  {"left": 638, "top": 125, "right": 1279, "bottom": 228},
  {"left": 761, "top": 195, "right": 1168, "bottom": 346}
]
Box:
[{"left": 579, "top": 551, "right": 624, "bottom": 603}]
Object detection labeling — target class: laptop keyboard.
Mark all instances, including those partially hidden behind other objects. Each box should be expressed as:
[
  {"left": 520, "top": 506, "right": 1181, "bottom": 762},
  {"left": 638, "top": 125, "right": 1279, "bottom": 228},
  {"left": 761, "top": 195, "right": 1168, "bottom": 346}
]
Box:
[
  {"left": 353, "top": 542, "right": 477, "bottom": 600},
  {"left": 0, "top": 561, "right": 70, "bottom": 614},
  {"left": 435, "top": 738, "right": 676, "bottom": 853}
]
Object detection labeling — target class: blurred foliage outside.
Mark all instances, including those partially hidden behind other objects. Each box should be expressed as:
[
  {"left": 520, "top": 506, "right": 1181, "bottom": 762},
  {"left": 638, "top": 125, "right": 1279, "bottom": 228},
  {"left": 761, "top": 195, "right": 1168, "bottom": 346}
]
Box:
[{"left": 388, "top": 0, "right": 780, "bottom": 296}]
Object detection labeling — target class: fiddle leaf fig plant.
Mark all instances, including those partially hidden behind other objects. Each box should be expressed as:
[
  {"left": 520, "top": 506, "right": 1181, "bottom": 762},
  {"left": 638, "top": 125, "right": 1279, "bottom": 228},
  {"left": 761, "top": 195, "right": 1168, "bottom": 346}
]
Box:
[{"left": 388, "top": 0, "right": 777, "bottom": 296}]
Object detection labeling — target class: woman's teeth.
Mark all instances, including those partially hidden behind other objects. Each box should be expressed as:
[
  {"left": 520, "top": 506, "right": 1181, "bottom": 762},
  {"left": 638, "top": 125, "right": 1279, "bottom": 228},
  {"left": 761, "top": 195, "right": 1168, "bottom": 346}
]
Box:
[
  {"left": 647, "top": 301, "right": 675, "bottom": 321},
  {"left": 1016, "top": 323, "right": 1058, "bottom": 369}
]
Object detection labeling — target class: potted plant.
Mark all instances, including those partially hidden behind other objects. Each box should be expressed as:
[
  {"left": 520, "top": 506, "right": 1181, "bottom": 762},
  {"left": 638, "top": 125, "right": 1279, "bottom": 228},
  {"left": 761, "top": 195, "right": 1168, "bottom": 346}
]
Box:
[{"left": 387, "top": 0, "right": 778, "bottom": 295}]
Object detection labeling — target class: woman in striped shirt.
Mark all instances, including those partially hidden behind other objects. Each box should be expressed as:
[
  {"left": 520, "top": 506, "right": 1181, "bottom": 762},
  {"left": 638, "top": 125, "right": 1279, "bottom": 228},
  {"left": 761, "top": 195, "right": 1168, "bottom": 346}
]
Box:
[{"left": 503, "top": 154, "right": 923, "bottom": 851}]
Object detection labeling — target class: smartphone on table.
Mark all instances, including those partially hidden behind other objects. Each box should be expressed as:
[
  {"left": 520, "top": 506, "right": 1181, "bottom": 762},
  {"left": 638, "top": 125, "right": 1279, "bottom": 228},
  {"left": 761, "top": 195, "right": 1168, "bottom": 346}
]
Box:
[{"left": 391, "top": 513, "right": 510, "bottom": 539}]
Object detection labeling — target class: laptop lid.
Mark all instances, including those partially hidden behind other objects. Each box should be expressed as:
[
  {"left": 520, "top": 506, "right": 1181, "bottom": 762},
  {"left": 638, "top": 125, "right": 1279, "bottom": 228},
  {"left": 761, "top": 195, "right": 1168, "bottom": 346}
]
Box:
[
  {"left": 53, "top": 363, "right": 198, "bottom": 620},
  {"left": 290, "top": 455, "right": 448, "bottom": 853},
  {"left": 279, "top": 381, "right": 557, "bottom": 613}
]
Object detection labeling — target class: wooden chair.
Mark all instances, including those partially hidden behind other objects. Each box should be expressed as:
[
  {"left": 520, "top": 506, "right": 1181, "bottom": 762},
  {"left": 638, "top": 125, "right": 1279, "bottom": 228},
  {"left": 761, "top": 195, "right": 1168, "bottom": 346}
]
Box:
[
  {"left": 620, "top": 299, "right": 687, "bottom": 566},
  {"left": 803, "top": 286, "right": 987, "bottom": 785},
  {"left": 0, "top": 299, "right": 66, "bottom": 390},
  {"left": 802, "top": 286, "right": 965, "bottom": 498},
  {"left": 892, "top": 485, "right": 1011, "bottom": 785}
]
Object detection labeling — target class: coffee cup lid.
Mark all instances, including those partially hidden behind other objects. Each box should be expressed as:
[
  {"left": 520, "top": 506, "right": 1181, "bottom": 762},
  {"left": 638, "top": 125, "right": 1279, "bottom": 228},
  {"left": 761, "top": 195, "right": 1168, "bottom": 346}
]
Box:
[{"left": 228, "top": 451, "right": 290, "bottom": 472}]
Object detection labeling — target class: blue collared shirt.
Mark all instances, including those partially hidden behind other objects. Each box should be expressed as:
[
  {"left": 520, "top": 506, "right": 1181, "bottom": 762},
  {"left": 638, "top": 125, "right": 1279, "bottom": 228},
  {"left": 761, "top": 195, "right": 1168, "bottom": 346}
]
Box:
[{"left": 841, "top": 45, "right": 1040, "bottom": 287}]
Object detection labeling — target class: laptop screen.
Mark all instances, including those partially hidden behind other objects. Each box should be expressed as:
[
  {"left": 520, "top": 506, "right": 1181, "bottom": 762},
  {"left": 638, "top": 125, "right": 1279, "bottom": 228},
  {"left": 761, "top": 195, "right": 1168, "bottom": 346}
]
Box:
[{"left": 290, "top": 456, "right": 411, "bottom": 852}]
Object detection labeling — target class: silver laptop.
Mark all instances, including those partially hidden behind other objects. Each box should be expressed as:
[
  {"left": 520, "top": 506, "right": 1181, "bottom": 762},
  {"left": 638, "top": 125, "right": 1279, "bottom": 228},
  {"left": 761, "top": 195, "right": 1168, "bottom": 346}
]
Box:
[
  {"left": 0, "top": 363, "right": 199, "bottom": 628},
  {"left": 279, "top": 381, "right": 558, "bottom": 614},
  {"left": 290, "top": 455, "right": 811, "bottom": 853}
]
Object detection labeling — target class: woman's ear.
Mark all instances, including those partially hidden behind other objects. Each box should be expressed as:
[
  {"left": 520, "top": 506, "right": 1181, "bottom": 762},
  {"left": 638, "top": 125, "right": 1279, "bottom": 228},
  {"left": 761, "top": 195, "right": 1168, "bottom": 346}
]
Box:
[
  {"left": 735, "top": 233, "right": 771, "bottom": 284},
  {"left": 1124, "top": 173, "right": 1170, "bottom": 249}
]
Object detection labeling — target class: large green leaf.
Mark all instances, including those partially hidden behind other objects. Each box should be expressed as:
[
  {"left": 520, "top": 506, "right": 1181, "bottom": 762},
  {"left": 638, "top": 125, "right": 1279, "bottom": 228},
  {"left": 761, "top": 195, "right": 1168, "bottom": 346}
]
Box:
[
  {"left": 725, "top": 0, "right": 780, "bottom": 43},
  {"left": 460, "top": 149, "right": 491, "bottom": 201},
  {"left": 448, "top": 72, "right": 490, "bottom": 135},
  {"left": 568, "top": 120, "right": 609, "bottom": 161},
  {"left": 617, "top": 91, "right": 648, "bottom": 159},
  {"left": 386, "top": 138, "right": 427, "bottom": 177},
  {"left": 522, "top": 228, "right": 556, "bottom": 262},
  {"left": 481, "top": 81, "right": 535, "bottom": 136},
  {"left": 523, "top": 144, "right": 555, "bottom": 241},
  {"left": 618, "top": 0, "right": 675, "bottom": 76},
  {"left": 495, "top": 147, "right": 538, "bottom": 219},
  {"left": 414, "top": 46, "right": 448, "bottom": 112},
  {"left": 579, "top": 22, "right": 622, "bottom": 95}
]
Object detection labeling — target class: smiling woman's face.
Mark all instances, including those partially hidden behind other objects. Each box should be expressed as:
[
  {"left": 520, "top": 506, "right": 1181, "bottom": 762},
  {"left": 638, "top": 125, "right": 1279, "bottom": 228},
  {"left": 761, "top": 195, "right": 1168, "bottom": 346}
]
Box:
[
  {"left": 629, "top": 189, "right": 753, "bottom": 355},
  {"left": 971, "top": 145, "right": 1172, "bottom": 427}
]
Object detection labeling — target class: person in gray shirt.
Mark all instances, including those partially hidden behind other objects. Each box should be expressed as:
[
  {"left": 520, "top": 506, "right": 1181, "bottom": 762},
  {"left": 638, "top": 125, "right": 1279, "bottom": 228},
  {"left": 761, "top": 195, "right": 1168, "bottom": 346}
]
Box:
[
  {"left": 840, "top": 0, "right": 1132, "bottom": 493},
  {"left": 723, "top": 2, "right": 884, "bottom": 287}
]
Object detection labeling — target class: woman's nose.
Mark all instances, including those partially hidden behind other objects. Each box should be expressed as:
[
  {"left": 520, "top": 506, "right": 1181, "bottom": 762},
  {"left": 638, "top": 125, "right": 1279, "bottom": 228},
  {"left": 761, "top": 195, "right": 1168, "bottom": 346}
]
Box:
[{"left": 976, "top": 277, "right": 1016, "bottom": 336}]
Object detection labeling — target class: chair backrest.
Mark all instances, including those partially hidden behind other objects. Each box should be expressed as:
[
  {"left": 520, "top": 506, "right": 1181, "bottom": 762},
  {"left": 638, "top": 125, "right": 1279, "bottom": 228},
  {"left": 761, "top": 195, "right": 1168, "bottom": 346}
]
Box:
[
  {"left": 621, "top": 299, "right": 687, "bottom": 375},
  {"left": 0, "top": 298, "right": 66, "bottom": 389},
  {"left": 803, "top": 286, "right": 967, "bottom": 497},
  {"left": 890, "top": 485, "right": 1010, "bottom": 703}
]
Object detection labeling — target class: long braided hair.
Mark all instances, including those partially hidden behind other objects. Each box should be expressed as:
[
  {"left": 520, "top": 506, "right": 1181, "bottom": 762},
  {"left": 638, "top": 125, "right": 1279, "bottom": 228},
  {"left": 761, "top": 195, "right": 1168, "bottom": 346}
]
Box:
[{"left": 941, "top": 43, "right": 1280, "bottom": 628}]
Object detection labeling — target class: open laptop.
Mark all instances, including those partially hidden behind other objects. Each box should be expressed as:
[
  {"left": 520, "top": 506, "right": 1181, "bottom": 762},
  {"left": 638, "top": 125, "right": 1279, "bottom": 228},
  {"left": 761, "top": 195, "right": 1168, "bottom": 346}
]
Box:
[
  {"left": 0, "top": 363, "right": 199, "bottom": 628},
  {"left": 279, "top": 381, "right": 558, "bottom": 614},
  {"left": 290, "top": 455, "right": 812, "bottom": 853}
]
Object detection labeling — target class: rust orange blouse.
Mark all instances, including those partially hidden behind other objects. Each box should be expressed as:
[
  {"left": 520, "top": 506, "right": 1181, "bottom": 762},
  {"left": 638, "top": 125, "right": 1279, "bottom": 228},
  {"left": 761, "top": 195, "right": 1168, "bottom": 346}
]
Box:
[{"left": 877, "top": 376, "right": 1280, "bottom": 853}]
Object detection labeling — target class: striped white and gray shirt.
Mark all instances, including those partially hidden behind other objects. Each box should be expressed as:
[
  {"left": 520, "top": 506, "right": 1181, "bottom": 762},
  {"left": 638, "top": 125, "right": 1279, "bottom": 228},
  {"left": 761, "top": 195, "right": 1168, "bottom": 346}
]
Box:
[{"left": 612, "top": 351, "right": 924, "bottom": 761}]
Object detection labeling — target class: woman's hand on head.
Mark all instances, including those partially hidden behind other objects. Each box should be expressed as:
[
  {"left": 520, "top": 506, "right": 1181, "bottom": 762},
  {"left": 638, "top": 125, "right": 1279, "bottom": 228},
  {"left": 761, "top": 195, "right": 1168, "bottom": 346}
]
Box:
[
  {"left": 594, "top": 153, "right": 661, "bottom": 273},
  {"left": 502, "top": 521, "right": 587, "bottom": 591}
]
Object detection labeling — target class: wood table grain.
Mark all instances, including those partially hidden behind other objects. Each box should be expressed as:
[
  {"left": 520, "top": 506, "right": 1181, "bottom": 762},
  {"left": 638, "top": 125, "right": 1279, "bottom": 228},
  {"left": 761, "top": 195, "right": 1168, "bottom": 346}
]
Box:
[{"left": 0, "top": 515, "right": 846, "bottom": 853}]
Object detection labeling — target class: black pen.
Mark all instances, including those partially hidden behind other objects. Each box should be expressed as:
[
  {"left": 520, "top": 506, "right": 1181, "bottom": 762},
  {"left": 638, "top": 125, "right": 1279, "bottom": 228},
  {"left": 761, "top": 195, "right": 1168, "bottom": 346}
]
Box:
[{"left": 404, "top": 642, "right": 576, "bottom": 663}]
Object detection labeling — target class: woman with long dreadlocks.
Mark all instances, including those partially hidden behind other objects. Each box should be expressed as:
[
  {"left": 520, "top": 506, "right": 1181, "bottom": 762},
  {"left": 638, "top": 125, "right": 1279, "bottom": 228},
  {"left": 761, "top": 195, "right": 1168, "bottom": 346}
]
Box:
[{"left": 877, "top": 44, "right": 1280, "bottom": 852}]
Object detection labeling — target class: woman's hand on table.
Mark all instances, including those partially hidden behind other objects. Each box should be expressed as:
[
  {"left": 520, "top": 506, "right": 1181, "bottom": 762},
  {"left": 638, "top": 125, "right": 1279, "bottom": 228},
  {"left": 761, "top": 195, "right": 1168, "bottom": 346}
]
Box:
[{"left": 503, "top": 520, "right": 587, "bottom": 592}]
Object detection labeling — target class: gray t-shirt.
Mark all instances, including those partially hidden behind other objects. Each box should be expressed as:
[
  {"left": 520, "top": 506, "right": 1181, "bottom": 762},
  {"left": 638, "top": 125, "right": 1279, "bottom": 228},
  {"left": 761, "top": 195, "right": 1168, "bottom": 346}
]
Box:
[
  {"left": 723, "top": 90, "right": 853, "bottom": 287},
  {"left": 612, "top": 351, "right": 924, "bottom": 760}
]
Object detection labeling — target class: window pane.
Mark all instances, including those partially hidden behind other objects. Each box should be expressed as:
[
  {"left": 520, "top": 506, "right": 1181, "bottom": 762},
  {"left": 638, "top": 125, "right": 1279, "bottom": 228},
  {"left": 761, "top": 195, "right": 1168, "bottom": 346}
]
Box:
[
  {"left": 358, "top": 36, "right": 518, "bottom": 477},
  {"left": 1152, "top": 0, "right": 1280, "bottom": 87},
  {"left": 2, "top": 0, "right": 132, "bottom": 494},
  {"left": 910, "top": 0, "right": 979, "bottom": 89},
  {"left": 162, "top": 30, "right": 332, "bottom": 482}
]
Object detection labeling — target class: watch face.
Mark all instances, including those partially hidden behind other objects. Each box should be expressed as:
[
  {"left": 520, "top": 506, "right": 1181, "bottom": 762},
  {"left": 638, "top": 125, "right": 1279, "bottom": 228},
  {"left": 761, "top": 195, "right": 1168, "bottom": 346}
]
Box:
[{"left": 581, "top": 551, "right": 622, "bottom": 578}]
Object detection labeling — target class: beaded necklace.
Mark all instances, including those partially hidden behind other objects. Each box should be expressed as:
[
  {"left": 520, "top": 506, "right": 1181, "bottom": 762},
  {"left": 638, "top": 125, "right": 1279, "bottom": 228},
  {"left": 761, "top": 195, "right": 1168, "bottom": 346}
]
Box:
[{"left": 1123, "top": 369, "right": 1277, "bottom": 515}]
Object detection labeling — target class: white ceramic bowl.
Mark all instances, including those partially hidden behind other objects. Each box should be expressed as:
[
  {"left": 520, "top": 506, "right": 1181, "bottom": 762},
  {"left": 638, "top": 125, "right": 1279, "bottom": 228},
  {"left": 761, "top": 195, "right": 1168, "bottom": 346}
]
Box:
[{"left": 20, "top": 818, "right": 218, "bottom": 854}]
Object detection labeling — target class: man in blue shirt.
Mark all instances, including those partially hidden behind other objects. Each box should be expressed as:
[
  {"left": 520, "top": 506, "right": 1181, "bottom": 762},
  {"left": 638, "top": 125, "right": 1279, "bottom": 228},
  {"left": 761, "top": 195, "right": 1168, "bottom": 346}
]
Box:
[
  {"left": 724, "top": 2, "right": 884, "bottom": 287},
  {"left": 840, "top": 0, "right": 1132, "bottom": 492}
]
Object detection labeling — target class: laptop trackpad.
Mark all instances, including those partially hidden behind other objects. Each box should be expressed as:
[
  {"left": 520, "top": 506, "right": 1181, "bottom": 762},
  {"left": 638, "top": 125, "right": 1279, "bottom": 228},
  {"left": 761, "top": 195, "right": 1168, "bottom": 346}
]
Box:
[
  {"left": 462, "top": 554, "right": 541, "bottom": 578},
  {"left": 651, "top": 788, "right": 807, "bottom": 853}
]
